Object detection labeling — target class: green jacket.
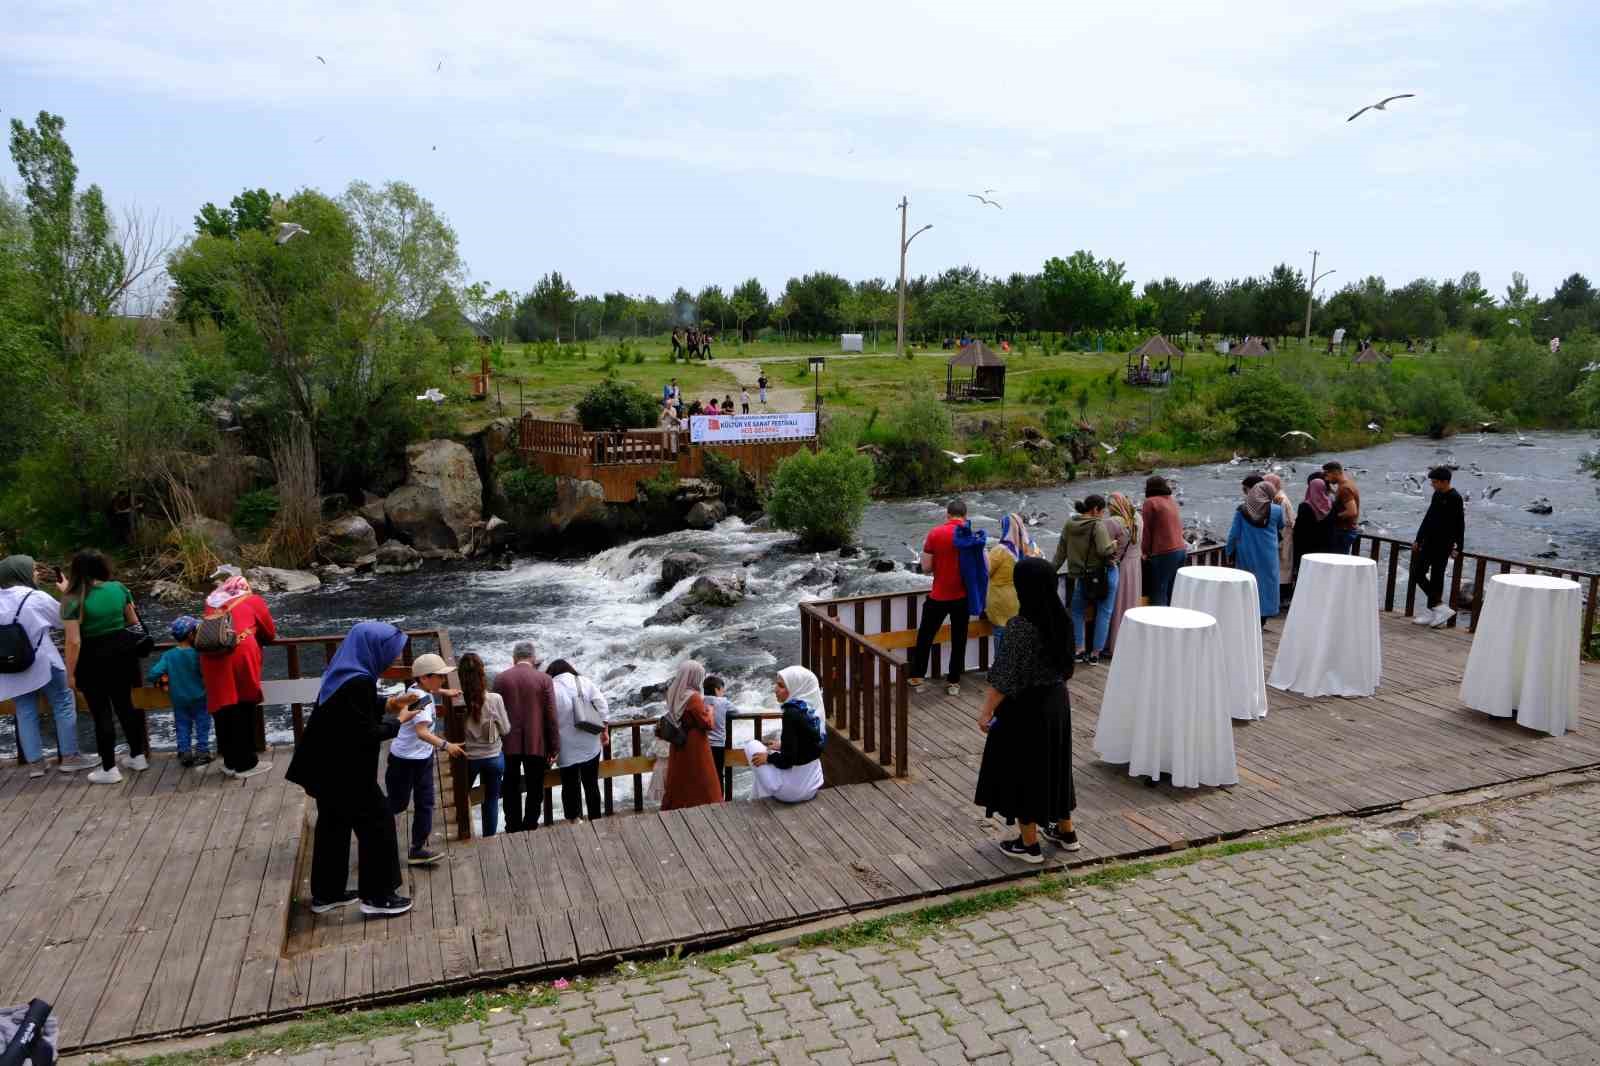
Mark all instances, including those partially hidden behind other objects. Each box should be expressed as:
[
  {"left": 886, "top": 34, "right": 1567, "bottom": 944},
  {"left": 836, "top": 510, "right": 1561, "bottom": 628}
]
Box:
[{"left": 1052, "top": 513, "right": 1116, "bottom": 576}]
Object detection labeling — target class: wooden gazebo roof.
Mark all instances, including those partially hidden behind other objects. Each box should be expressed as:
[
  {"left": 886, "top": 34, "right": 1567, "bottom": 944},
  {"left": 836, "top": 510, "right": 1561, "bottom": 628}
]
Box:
[
  {"left": 1130, "top": 334, "right": 1185, "bottom": 359},
  {"left": 1233, "top": 337, "right": 1269, "bottom": 357},
  {"left": 948, "top": 341, "right": 1006, "bottom": 367}
]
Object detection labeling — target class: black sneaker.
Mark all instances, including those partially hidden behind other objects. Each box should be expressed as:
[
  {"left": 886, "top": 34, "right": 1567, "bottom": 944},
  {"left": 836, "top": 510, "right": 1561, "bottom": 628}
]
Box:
[
  {"left": 178, "top": 752, "right": 195, "bottom": 768},
  {"left": 194, "top": 752, "right": 213, "bottom": 765},
  {"left": 310, "top": 890, "right": 360, "bottom": 914},
  {"left": 1075, "top": 652, "right": 1091, "bottom": 664},
  {"left": 360, "top": 894, "right": 414, "bottom": 917},
  {"left": 999, "top": 837, "right": 1043, "bottom": 864},
  {"left": 1086, "top": 653, "right": 1100, "bottom": 666},
  {"left": 407, "top": 848, "right": 443, "bottom": 867},
  {"left": 1042, "top": 824, "right": 1082, "bottom": 852}
]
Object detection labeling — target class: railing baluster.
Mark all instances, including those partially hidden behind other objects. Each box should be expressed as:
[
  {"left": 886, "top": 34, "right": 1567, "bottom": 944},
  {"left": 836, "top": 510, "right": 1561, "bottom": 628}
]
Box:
[
  {"left": 632, "top": 723, "right": 644, "bottom": 813},
  {"left": 1384, "top": 542, "right": 1400, "bottom": 612},
  {"left": 1470, "top": 557, "right": 1489, "bottom": 632}
]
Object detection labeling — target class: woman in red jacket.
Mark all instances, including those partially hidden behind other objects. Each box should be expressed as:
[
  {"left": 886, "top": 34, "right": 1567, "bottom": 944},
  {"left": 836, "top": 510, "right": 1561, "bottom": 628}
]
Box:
[{"left": 199, "top": 575, "right": 277, "bottom": 779}]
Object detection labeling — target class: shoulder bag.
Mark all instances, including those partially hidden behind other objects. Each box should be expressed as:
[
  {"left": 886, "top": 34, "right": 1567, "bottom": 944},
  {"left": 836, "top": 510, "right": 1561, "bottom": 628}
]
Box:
[
  {"left": 653, "top": 713, "right": 687, "bottom": 749},
  {"left": 571, "top": 677, "right": 606, "bottom": 735},
  {"left": 0, "top": 593, "right": 45, "bottom": 674}
]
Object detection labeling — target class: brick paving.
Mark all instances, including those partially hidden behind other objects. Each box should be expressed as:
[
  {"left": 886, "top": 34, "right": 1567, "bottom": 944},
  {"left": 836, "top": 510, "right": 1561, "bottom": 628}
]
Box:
[{"left": 148, "top": 782, "right": 1600, "bottom": 1064}]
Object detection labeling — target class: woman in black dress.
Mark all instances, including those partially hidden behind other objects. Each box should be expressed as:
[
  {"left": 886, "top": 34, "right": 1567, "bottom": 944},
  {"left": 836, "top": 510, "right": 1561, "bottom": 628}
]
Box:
[
  {"left": 1291, "top": 472, "right": 1333, "bottom": 585},
  {"left": 973, "top": 556, "right": 1080, "bottom": 863}
]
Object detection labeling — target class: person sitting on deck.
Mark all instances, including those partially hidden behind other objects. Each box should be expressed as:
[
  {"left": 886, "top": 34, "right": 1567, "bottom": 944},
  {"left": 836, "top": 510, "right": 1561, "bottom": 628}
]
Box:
[
  {"left": 286, "top": 621, "right": 419, "bottom": 918},
  {"left": 744, "top": 666, "right": 826, "bottom": 804},
  {"left": 720, "top": 395, "right": 735, "bottom": 414},
  {"left": 973, "top": 557, "right": 1079, "bottom": 863},
  {"left": 660, "top": 660, "right": 722, "bottom": 810}
]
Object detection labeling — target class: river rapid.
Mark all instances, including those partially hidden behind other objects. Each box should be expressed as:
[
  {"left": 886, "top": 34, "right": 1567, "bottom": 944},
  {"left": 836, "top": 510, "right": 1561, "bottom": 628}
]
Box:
[{"left": 31, "top": 431, "right": 1600, "bottom": 759}]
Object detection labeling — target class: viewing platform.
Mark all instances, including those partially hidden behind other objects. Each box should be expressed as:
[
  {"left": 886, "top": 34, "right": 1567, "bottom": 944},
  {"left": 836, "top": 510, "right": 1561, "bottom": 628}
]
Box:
[{"left": 0, "top": 537, "right": 1596, "bottom": 1055}]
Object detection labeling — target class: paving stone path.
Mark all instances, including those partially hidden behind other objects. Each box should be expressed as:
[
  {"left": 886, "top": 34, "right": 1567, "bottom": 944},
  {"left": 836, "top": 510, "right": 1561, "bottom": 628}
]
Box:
[{"left": 120, "top": 782, "right": 1600, "bottom": 1065}]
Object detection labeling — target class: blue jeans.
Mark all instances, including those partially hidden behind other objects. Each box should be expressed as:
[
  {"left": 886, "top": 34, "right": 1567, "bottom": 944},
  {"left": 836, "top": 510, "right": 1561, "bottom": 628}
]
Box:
[
  {"left": 385, "top": 753, "right": 436, "bottom": 854},
  {"left": 1147, "top": 548, "right": 1187, "bottom": 607},
  {"left": 1071, "top": 568, "right": 1121, "bottom": 654},
  {"left": 466, "top": 754, "right": 505, "bottom": 837},
  {"left": 14, "top": 665, "right": 81, "bottom": 763},
  {"left": 991, "top": 625, "right": 1005, "bottom": 660},
  {"left": 173, "top": 699, "right": 212, "bottom": 754},
  {"left": 1333, "top": 528, "right": 1360, "bottom": 555}
]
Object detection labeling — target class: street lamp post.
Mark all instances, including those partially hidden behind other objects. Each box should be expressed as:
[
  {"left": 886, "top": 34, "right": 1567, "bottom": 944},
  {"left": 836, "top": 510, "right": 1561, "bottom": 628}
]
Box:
[
  {"left": 896, "top": 197, "right": 932, "bottom": 358},
  {"left": 1303, "top": 250, "right": 1336, "bottom": 344}
]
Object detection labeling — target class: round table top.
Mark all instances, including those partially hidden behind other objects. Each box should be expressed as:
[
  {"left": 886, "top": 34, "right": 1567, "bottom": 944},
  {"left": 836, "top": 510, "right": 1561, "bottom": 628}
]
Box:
[
  {"left": 1301, "top": 552, "right": 1376, "bottom": 570},
  {"left": 1125, "top": 606, "right": 1216, "bottom": 630},
  {"left": 1489, "top": 573, "right": 1580, "bottom": 593},
  {"left": 1175, "top": 566, "right": 1254, "bottom": 585}
]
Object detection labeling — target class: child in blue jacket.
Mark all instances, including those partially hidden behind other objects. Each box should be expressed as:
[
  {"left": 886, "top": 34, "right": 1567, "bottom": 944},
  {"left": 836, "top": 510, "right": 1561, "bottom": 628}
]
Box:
[{"left": 146, "top": 616, "right": 211, "bottom": 767}]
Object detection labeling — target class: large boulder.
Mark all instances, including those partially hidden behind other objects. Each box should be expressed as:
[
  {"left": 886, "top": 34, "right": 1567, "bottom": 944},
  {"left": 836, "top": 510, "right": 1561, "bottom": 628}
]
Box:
[
  {"left": 178, "top": 516, "right": 241, "bottom": 562},
  {"left": 644, "top": 571, "right": 747, "bottom": 627},
  {"left": 659, "top": 551, "right": 708, "bottom": 591},
  {"left": 317, "top": 514, "right": 378, "bottom": 565},
  {"left": 358, "top": 491, "right": 389, "bottom": 532},
  {"left": 684, "top": 499, "right": 727, "bottom": 530},
  {"left": 551, "top": 477, "right": 607, "bottom": 531},
  {"left": 149, "top": 579, "right": 192, "bottom": 607},
  {"left": 374, "top": 539, "right": 423, "bottom": 574},
  {"left": 385, "top": 439, "right": 482, "bottom": 553},
  {"left": 244, "top": 566, "right": 322, "bottom": 595},
  {"left": 480, "top": 416, "right": 519, "bottom": 460},
  {"left": 673, "top": 478, "right": 721, "bottom": 504}
]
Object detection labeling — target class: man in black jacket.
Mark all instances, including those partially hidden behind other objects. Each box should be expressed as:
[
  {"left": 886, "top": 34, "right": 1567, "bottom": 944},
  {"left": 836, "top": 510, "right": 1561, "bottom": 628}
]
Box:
[{"left": 1412, "top": 466, "right": 1465, "bottom": 628}]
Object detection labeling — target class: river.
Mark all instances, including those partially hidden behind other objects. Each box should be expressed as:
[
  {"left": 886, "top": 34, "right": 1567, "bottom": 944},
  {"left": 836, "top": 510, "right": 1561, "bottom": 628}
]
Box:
[{"left": 23, "top": 430, "right": 1598, "bottom": 760}]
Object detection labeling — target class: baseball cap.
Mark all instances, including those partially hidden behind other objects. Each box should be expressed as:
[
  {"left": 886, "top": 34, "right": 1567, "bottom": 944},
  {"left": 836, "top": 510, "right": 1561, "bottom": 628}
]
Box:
[{"left": 410, "top": 653, "right": 452, "bottom": 678}]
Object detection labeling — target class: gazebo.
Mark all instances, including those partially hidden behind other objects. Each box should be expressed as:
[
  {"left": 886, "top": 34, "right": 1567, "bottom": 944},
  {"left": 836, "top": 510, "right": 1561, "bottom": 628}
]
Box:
[
  {"left": 1126, "top": 334, "right": 1184, "bottom": 386},
  {"left": 1228, "top": 336, "right": 1270, "bottom": 373},
  {"left": 945, "top": 341, "right": 1007, "bottom": 401}
]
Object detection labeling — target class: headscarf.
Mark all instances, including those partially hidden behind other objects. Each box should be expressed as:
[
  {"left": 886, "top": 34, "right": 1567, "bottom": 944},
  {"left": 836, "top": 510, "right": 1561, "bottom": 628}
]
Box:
[
  {"left": 1107, "top": 492, "right": 1140, "bottom": 547},
  {"left": 999, "top": 513, "right": 1038, "bottom": 560},
  {"left": 316, "top": 621, "right": 408, "bottom": 705},
  {"left": 0, "top": 555, "right": 36, "bottom": 589},
  {"left": 663, "top": 660, "right": 706, "bottom": 724},
  {"left": 1239, "top": 481, "right": 1275, "bottom": 527},
  {"left": 1262, "top": 473, "right": 1283, "bottom": 498},
  {"left": 1305, "top": 475, "right": 1332, "bottom": 519},
  {"left": 1013, "top": 557, "right": 1073, "bottom": 676},
  {"left": 206, "top": 575, "right": 251, "bottom": 610},
  {"left": 778, "top": 665, "right": 826, "bottom": 728}
]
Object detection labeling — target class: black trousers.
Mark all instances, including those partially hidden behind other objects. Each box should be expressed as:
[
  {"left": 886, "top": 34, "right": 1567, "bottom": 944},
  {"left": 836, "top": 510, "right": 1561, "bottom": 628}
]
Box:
[
  {"left": 559, "top": 755, "right": 603, "bottom": 821},
  {"left": 502, "top": 753, "right": 548, "bottom": 832},
  {"left": 712, "top": 745, "right": 727, "bottom": 798},
  {"left": 310, "top": 791, "right": 401, "bottom": 903},
  {"left": 911, "top": 596, "right": 969, "bottom": 683},
  {"left": 1412, "top": 549, "right": 1451, "bottom": 609},
  {"left": 214, "top": 702, "right": 259, "bottom": 773},
  {"left": 79, "top": 677, "right": 145, "bottom": 771}
]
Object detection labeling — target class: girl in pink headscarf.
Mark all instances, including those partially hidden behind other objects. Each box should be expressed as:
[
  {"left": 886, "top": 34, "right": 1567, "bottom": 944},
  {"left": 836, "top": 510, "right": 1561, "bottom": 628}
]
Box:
[
  {"left": 1262, "top": 474, "right": 1297, "bottom": 595},
  {"left": 199, "top": 574, "right": 277, "bottom": 778}
]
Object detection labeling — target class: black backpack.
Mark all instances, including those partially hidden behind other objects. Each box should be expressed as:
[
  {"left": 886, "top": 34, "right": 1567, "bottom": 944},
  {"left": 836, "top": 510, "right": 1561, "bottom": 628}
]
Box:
[{"left": 0, "top": 593, "right": 45, "bottom": 675}]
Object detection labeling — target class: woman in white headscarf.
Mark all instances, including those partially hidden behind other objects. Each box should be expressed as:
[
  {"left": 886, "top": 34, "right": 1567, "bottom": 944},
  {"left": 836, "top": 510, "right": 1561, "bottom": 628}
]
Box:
[
  {"left": 744, "top": 666, "right": 827, "bottom": 804},
  {"left": 660, "top": 660, "right": 721, "bottom": 810}
]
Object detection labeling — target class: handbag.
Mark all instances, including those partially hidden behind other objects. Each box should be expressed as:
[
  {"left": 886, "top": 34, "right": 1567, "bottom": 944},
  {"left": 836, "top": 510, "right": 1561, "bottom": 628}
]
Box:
[
  {"left": 571, "top": 677, "right": 606, "bottom": 735},
  {"left": 97, "top": 620, "right": 155, "bottom": 659},
  {"left": 193, "top": 612, "right": 238, "bottom": 655},
  {"left": 0, "top": 593, "right": 45, "bottom": 674},
  {"left": 653, "top": 713, "right": 687, "bottom": 749},
  {"left": 1080, "top": 566, "right": 1110, "bottom": 603}
]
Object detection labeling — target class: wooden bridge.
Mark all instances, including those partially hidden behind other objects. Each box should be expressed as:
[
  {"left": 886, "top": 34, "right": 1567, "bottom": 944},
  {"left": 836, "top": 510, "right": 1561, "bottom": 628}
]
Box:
[
  {"left": 517, "top": 415, "right": 814, "bottom": 502},
  {"left": 0, "top": 537, "right": 1597, "bottom": 1054}
]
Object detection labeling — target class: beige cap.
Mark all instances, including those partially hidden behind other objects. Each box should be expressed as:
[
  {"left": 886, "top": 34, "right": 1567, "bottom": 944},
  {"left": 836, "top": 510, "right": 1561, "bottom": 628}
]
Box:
[{"left": 410, "top": 653, "right": 451, "bottom": 678}]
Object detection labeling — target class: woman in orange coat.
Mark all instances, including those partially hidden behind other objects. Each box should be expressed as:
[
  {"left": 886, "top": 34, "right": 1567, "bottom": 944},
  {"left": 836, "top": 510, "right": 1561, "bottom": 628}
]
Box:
[
  {"left": 659, "top": 659, "right": 721, "bottom": 810},
  {"left": 198, "top": 575, "right": 277, "bottom": 779}
]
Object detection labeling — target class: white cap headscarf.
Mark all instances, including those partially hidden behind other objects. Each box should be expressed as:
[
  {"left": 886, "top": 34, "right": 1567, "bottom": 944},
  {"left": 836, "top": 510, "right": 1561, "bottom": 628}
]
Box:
[
  {"left": 663, "top": 660, "right": 706, "bottom": 724},
  {"left": 778, "top": 665, "right": 825, "bottom": 726}
]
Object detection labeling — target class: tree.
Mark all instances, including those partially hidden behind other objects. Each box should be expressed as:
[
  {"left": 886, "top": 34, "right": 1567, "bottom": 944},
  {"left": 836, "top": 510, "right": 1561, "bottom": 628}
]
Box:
[
  {"left": 1553, "top": 273, "right": 1594, "bottom": 310},
  {"left": 1143, "top": 277, "right": 1188, "bottom": 337},
  {"left": 730, "top": 277, "right": 769, "bottom": 337},
  {"left": 696, "top": 285, "right": 729, "bottom": 333},
  {"left": 574, "top": 380, "right": 658, "bottom": 430},
  {"left": 925, "top": 266, "right": 998, "bottom": 335},
  {"left": 782, "top": 273, "right": 851, "bottom": 337},
  {"left": 341, "top": 179, "right": 463, "bottom": 323},
  {"left": 194, "top": 188, "right": 274, "bottom": 239},
  {"left": 514, "top": 271, "right": 577, "bottom": 341},
  {"left": 602, "top": 291, "right": 632, "bottom": 337},
  {"left": 1040, "top": 251, "right": 1135, "bottom": 334},
  {"left": 670, "top": 287, "right": 696, "bottom": 331},
  {"left": 767, "top": 448, "right": 874, "bottom": 548}
]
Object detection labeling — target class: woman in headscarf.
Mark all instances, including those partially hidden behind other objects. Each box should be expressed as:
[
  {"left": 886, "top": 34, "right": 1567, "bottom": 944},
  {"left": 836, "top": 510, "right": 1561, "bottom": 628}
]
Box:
[
  {"left": 1225, "top": 475, "right": 1285, "bottom": 622},
  {"left": 1101, "top": 492, "right": 1143, "bottom": 659},
  {"left": 0, "top": 556, "right": 93, "bottom": 776},
  {"left": 745, "top": 666, "right": 827, "bottom": 804},
  {"left": 984, "top": 512, "right": 1038, "bottom": 656},
  {"left": 285, "top": 622, "right": 414, "bottom": 917},
  {"left": 1292, "top": 472, "right": 1333, "bottom": 583},
  {"left": 660, "top": 660, "right": 721, "bottom": 810},
  {"left": 972, "top": 557, "right": 1078, "bottom": 863},
  {"left": 198, "top": 574, "right": 277, "bottom": 778},
  {"left": 1261, "top": 473, "right": 1297, "bottom": 601}
]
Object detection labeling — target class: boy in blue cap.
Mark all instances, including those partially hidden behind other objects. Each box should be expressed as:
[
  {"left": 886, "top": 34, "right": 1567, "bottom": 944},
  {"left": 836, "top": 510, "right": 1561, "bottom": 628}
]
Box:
[{"left": 147, "top": 616, "right": 211, "bottom": 767}]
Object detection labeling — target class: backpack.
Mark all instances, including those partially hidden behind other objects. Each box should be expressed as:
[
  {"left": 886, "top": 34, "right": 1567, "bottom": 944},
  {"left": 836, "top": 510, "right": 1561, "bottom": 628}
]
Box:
[
  {"left": 0, "top": 594, "right": 44, "bottom": 674},
  {"left": 193, "top": 611, "right": 239, "bottom": 655}
]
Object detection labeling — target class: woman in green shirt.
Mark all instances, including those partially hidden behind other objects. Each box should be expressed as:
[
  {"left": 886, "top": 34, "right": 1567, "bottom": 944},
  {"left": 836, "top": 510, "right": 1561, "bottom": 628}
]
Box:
[{"left": 61, "top": 549, "right": 149, "bottom": 783}]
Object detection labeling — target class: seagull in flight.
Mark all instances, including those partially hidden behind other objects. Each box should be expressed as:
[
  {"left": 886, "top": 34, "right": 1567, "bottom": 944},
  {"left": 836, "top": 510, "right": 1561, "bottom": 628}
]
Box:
[
  {"left": 1099, "top": 441, "right": 1118, "bottom": 455},
  {"left": 942, "top": 450, "right": 982, "bottom": 464},
  {"left": 274, "top": 222, "right": 310, "bottom": 245},
  {"left": 416, "top": 387, "right": 447, "bottom": 404},
  {"left": 1367, "top": 421, "right": 1382, "bottom": 432},
  {"left": 1347, "top": 93, "right": 1414, "bottom": 122},
  {"left": 967, "top": 194, "right": 1003, "bottom": 209},
  {"left": 1280, "top": 430, "right": 1316, "bottom": 443},
  {"left": 436, "top": 60, "right": 444, "bottom": 72},
  {"left": 315, "top": 55, "right": 326, "bottom": 65}
]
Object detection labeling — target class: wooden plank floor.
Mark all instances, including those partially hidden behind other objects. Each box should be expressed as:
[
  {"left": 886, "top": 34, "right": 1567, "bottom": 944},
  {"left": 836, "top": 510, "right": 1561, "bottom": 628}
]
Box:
[{"left": 6, "top": 611, "right": 1599, "bottom": 1054}]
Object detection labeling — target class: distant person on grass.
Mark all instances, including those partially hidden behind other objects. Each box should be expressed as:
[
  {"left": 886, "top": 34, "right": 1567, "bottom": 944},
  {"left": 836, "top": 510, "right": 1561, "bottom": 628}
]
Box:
[
  {"left": 740, "top": 386, "right": 751, "bottom": 414},
  {"left": 757, "top": 374, "right": 768, "bottom": 406},
  {"left": 1412, "top": 466, "right": 1465, "bottom": 628},
  {"left": 911, "top": 499, "right": 973, "bottom": 695},
  {"left": 1322, "top": 461, "right": 1361, "bottom": 554}
]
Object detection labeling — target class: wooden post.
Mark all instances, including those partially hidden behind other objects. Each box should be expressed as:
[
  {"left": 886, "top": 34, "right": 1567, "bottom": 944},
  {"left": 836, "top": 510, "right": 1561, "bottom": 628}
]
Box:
[
  {"left": 441, "top": 691, "right": 472, "bottom": 841},
  {"left": 1403, "top": 544, "right": 1418, "bottom": 618},
  {"left": 1468, "top": 557, "right": 1488, "bottom": 631},
  {"left": 287, "top": 643, "right": 305, "bottom": 744},
  {"left": 631, "top": 722, "right": 645, "bottom": 813},
  {"left": 894, "top": 669, "right": 909, "bottom": 778},
  {"left": 1584, "top": 576, "right": 1599, "bottom": 659},
  {"left": 1384, "top": 542, "right": 1400, "bottom": 612}
]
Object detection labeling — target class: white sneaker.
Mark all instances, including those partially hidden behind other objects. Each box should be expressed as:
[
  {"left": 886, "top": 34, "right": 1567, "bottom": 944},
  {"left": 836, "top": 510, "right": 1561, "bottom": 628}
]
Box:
[
  {"left": 235, "top": 762, "right": 273, "bottom": 780},
  {"left": 86, "top": 767, "right": 123, "bottom": 785},
  {"left": 59, "top": 753, "right": 99, "bottom": 773},
  {"left": 1429, "top": 606, "right": 1453, "bottom": 628},
  {"left": 1412, "top": 609, "right": 1435, "bottom": 625},
  {"left": 118, "top": 753, "right": 149, "bottom": 772},
  {"left": 28, "top": 766, "right": 46, "bottom": 779}
]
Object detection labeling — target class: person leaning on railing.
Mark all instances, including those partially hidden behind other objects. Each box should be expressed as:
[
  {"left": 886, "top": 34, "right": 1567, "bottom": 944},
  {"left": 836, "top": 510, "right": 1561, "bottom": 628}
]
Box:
[
  {"left": 548, "top": 658, "right": 609, "bottom": 821},
  {"left": 454, "top": 652, "right": 511, "bottom": 837}
]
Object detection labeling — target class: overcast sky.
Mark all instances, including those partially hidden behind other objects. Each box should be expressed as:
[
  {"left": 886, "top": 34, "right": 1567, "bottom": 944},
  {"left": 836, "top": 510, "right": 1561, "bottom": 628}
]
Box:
[{"left": 5, "top": 0, "right": 1596, "bottom": 303}]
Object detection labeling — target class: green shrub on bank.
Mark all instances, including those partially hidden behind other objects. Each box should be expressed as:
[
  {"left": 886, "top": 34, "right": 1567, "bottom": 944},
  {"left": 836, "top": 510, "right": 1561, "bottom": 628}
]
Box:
[
  {"left": 499, "top": 463, "right": 558, "bottom": 522},
  {"left": 702, "top": 450, "right": 758, "bottom": 512},
  {"left": 231, "top": 489, "right": 280, "bottom": 536},
  {"left": 575, "top": 380, "right": 659, "bottom": 430},
  {"left": 768, "top": 448, "right": 874, "bottom": 548}
]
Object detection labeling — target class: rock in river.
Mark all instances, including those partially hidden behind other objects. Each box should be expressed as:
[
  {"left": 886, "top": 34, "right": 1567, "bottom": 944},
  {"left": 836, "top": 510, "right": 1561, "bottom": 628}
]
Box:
[
  {"left": 659, "top": 551, "right": 708, "bottom": 591},
  {"left": 644, "top": 571, "right": 747, "bottom": 627},
  {"left": 317, "top": 514, "right": 378, "bottom": 565},
  {"left": 243, "top": 567, "right": 322, "bottom": 594},
  {"left": 385, "top": 439, "right": 483, "bottom": 553},
  {"left": 374, "top": 539, "right": 423, "bottom": 574}
]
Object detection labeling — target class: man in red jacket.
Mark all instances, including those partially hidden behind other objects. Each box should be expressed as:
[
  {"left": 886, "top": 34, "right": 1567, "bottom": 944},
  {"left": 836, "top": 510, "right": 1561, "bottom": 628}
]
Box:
[{"left": 493, "top": 641, "right": 560, "bottom": 832}]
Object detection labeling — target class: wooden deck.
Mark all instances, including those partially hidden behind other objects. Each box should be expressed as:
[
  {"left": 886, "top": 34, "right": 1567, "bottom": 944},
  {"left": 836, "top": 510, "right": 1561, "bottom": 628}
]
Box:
[{"left": 5, "top": 612, "right": 1599, "bottom": 1054}]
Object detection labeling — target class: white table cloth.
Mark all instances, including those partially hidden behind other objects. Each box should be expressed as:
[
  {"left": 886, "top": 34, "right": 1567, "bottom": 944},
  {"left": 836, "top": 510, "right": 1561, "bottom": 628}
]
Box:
[
  {"left": 1269, "top": 553, "right": 1382, "bottom": 697},
  {"left": 1172, "top": 566, "right": 1268, "bottom": 720},
  {"left": 1095, "top": 606, "right": 1238, "bottom": 788},
  {"left": 1459, "top": 574, "right": 1582, "bottom": 736}
]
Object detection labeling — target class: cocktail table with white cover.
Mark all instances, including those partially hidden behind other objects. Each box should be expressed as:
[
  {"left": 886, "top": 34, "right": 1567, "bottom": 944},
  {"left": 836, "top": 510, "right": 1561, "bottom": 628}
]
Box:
[
  {"left": 1171, "top": 566, "right": 1267, "bottom": 720},
  {"left": 1269, "top": 553, "right": 1382, "bottom": 697},
  {"left": 1094, "top": 606, "right": 1238, "bottom": 788},
  {"left": 1459, "top": 573, "right": 1582, "bottom": 737}
]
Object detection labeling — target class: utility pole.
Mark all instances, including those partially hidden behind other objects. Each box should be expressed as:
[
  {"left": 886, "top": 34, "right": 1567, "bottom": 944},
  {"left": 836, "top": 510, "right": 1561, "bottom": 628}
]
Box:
[
  {"left": 1303, "top": 250, "right": 1336, "bottom": 345},
  {"left": 896, "top": 197, "right": 932, "bottom": 358}
]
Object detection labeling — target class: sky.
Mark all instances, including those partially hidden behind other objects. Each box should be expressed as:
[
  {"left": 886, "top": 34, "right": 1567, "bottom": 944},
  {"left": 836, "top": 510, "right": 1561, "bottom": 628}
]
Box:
[{"left": 4, "top": 0, "right": 1597, "bottom": 304}]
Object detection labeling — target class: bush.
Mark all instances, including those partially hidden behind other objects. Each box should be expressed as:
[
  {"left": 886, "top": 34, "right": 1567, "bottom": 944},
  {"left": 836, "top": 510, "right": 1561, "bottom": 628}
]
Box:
[
  {"left": 885, "top": 391, "right": 952, "bottom": 450},
  {"left": 702, "top": 450, "right": 758, "bottom": 512},
  {"left": 232, "top": 489, "right": 280, "bottom": 536},
  {"left": 1166, "top": 400, "right": 1239, "bottom": 449},
  {"left": 1214, "top": 374, "right": 1320, "bottom": 453},
  {"left": 499, "top": 463, "right": 558, "bottom": 521},
  {"left": 575, "top": 380, "right": 659, "bottom": 430},
  {"left": 1398, "top": 374, "right": 1477, "bottom": 438},
  {"left": 872, "top": 439, "right": 955, "bottom": 497},
  {"left": 767, "top": 448, "right": 874, "bottom": 548}
]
